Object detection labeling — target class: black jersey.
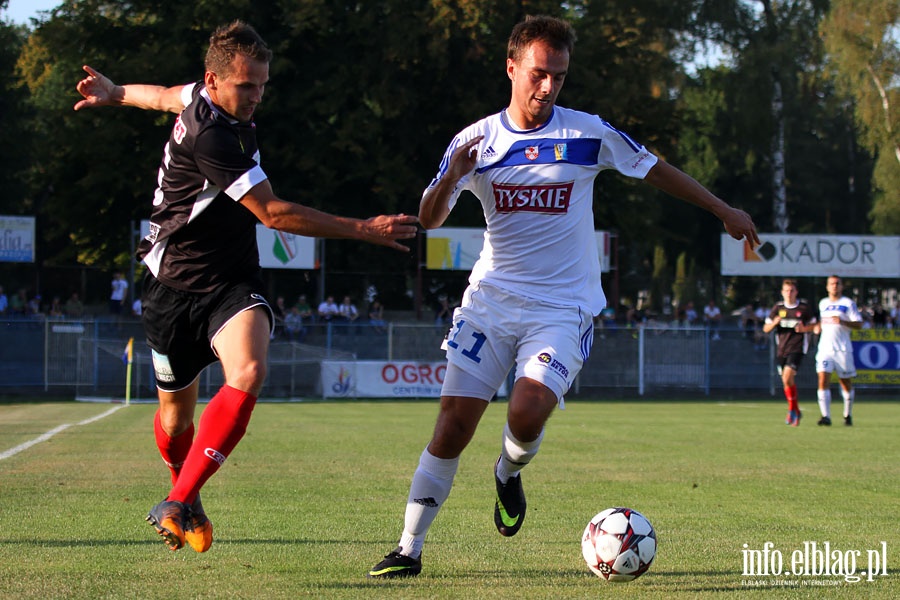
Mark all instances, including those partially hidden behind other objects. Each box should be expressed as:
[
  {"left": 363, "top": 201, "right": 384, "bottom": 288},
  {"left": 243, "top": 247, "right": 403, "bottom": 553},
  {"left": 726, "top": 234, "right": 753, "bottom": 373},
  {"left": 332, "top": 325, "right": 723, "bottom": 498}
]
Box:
[
  {"left": 137, "top": 83, "right": 268, "bottom": 293},
  {"left": 767, "top": 300, "right": 816, "bottom": 357}
]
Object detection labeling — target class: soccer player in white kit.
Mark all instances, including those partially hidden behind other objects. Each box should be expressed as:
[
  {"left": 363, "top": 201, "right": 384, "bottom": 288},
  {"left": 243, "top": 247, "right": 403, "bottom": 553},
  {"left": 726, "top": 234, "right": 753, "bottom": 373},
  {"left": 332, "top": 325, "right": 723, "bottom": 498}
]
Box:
[
  {"left": 368, "top": 15, "right": 760, "bottom": 578},
  {"left": 814, "top": 275, "right": 863, "bottom": 426}
]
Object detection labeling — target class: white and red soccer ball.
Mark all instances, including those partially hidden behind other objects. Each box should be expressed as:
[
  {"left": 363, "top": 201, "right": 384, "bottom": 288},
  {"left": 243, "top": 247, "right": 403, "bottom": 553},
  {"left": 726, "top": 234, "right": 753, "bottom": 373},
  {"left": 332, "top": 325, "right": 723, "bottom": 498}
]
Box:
[{"left": 581, "top": 507, "right": 657, "bottom": 582}]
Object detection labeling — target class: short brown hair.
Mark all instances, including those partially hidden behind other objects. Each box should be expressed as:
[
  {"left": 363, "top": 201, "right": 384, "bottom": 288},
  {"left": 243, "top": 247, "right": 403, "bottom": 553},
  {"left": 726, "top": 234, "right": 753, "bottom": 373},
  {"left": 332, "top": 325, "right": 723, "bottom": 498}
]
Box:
[
  {"left": 205, "top": 21, "right": 273, "bottom": 77},
  {"left": 507, "top": 15, "right": 576, "bottom": 62},
  {"left": 781, "top": 279, "right": 797, "bottom": 289}
]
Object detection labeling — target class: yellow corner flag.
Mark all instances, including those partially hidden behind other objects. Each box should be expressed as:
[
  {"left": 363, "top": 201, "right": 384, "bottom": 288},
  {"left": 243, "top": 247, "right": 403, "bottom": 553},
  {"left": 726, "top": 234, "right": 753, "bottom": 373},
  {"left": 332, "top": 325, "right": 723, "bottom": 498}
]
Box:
[{"left": 123, "top": 337, "right": 134, "bottom": 405}]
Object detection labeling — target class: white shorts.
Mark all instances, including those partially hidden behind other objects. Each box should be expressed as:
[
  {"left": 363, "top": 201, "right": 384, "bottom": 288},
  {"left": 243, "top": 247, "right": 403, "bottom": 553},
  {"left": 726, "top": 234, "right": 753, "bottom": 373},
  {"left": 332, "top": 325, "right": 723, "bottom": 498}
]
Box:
[
  {"left": 815, "top": 350, "right": 856, "bottom": 379},
  {"left": 440, "top": 281, "right": 594, "bottom": 401}
]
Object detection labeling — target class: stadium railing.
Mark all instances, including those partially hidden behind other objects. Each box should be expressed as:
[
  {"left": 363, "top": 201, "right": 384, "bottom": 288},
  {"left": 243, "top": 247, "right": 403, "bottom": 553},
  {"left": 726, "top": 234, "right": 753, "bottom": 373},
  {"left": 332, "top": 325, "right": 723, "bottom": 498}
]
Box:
[{"left": 0, "top": 317, "right": 885, "bottom": 400}]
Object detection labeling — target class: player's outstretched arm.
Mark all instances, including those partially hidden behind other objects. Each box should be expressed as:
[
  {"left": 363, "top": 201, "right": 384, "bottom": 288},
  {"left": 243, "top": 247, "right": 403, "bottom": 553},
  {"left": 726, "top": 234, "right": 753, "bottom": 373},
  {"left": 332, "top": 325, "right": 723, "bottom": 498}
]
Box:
[
  {"left": 240, "top": 180, "right": 418, "bottom": 251},
  {"left": 74, "top": 65, "right": 186, "bottom": 114},
  {"left": 644, "top": 159, "right": 760, "bottom": 247},
  {"left": 419, "top": 135, "right": 484, "bottom": 229}
]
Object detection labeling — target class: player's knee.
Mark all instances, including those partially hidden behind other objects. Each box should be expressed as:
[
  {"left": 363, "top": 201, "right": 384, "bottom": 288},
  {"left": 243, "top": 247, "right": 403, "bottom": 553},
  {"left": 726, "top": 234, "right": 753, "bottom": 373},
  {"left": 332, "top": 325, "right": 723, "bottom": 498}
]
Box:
[
  {"left": 158, "top": 405, "right": 194, "bottom": 436},
  {"left": 227, "top": 359, "right": 267, "bottom": 394}
]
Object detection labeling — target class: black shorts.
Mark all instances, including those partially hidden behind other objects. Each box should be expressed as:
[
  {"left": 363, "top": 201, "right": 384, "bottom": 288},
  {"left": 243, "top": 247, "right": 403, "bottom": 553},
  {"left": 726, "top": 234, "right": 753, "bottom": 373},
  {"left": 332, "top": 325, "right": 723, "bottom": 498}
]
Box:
[
  {"left": 777, "top": 352, "right": 805, "bottom": 372},
  {"left": 141, "top": 273, "right": 273, "bottom": 392}
]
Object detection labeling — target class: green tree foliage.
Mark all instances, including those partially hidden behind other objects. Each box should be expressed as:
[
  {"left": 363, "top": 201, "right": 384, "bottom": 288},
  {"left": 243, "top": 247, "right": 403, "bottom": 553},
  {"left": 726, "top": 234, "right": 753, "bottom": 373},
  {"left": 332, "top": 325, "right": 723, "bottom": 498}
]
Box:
[
  {"left": 821, "top": 0, "right": 900, "bottom": 234},
  {"left": 4, "top": 0, "right": 887, "bottom": 310},
  {"left": 0, "top": 18, "right": 30, "bottom": 214}
]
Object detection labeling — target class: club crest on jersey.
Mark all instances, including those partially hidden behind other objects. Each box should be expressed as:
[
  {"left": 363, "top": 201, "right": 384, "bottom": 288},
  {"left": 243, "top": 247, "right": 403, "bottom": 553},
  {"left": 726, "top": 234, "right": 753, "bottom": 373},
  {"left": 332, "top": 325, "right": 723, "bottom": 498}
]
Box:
[
  {"left": 554, "top": 143, "right": 568, "bottom": 161},
  {"left": 492, "top": 182, "right": 573, "bottom": 214},
  {"left": 525, "top": 146, "right": 539, "bottom": 160},
  {"left": 173, "top": 115, "right": 187, "bottom": 144}
]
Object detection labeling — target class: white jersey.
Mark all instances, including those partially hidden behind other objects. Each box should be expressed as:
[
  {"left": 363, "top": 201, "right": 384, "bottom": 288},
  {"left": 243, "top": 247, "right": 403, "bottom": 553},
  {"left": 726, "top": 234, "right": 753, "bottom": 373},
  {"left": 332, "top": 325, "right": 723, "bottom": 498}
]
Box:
[
  {"left": 427, "top": 106, "right": 658, "bottom": 315},
  {"left": 817, "top": 296, "right": 862, "bottom": 353}
]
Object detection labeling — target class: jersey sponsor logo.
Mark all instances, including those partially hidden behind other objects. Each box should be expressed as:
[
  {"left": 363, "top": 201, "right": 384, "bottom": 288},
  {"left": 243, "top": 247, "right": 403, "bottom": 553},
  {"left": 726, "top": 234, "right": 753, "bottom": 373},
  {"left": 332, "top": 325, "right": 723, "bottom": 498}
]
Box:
[
  {"left": 481, "top": 145, "right": 498, "bottom": 160},
  {"left": 173, "top": 115, "right": 187, "bottom": 144},
  {"left": 537, "top": 351, "right": 570, "bottom": 378},
  {"left": 151, "top": 349, "right": 176, "bottom": 383},
  {"left": 145, "top": 222, "right": 160, "bottom": 244},
  {"left": 492, "top": 182, "right": 573, "bottom": 214},
  {"left": 554, "top": 143, "right": 568, "bottom": 161},
  {"left": 525, "top": 146, "right": 539, "bottom": 160}
]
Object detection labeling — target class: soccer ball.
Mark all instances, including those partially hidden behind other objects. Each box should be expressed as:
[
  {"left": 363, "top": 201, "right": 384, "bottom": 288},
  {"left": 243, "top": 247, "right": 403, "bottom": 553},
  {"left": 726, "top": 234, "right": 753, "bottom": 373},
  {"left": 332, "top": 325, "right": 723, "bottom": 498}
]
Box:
[{"left": 581, "top": 507, "right": 657, "bottom": 582}]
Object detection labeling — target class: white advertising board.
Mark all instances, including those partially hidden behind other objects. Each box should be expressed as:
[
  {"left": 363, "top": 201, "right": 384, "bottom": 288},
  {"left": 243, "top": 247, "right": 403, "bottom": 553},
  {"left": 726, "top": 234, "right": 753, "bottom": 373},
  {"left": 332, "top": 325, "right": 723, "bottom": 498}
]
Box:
[
  {"left": 321, "top": 360, "right": 508, "bottom": 398},
  {"left": 0, "top": 215, "right": 35, "bottom": 263},
  {"left": 721, "top": 234, "right": 900, "bottom": 278},
  {"left": 141, "top": 220, "right": 317, "bottom": 269}
]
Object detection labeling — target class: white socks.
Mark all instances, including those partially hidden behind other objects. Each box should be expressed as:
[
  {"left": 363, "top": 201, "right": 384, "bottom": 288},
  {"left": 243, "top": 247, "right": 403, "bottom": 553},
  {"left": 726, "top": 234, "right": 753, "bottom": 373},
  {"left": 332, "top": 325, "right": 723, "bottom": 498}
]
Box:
[
  {"left": 842, "top": 388, "right": 854, "bottom": 418},
  {"left": 818, "top": 388, "right": 854, "bottom": 418},
  {"left": 817, "top": 388, "right": 832, "bottom": 418},
  {"left": 496, "top": 422, "right": 544, "bottom": 484},
  {"left": 397, "top": 422, "right": 546, "bottom": 559},
  {"left": 398, "top": 449, "right": 459, "bottom": 559}
]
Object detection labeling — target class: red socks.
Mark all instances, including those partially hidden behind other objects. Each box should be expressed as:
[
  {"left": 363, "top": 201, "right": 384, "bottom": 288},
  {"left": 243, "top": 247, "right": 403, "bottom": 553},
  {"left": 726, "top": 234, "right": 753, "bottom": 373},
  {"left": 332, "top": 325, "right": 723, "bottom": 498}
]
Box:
[
  {"left": 783, "top": 385, "right": 799, "bottom": 412},
  {"left": 168, "top": 385, "right": 257, "bottom": 504},
  {"left": 154, "top": 410, "right": 194, "bottom": 485}
]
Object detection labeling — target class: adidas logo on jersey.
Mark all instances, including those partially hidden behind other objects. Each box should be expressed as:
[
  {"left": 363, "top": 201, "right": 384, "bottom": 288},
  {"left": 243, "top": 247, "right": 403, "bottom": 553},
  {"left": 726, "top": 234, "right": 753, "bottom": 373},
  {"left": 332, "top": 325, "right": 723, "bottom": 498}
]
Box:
[{"left": 481, "top": 145, "right": 498, "bottom": 160}]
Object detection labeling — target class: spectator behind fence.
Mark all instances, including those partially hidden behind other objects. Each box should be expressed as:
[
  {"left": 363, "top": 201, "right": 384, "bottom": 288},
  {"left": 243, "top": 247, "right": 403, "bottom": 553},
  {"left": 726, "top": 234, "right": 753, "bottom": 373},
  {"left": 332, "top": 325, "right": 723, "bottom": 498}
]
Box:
[
  {"left": 283, "top": 306, "right": 306, "bottom": 341},
  {"left": 294, "top": 294, "right": 313, "bottom": 325},
  {"left": 110, "top": 271, "right": 129, "bottom": 315},
  {"left": 368, "top": 299, "right": 386, "bottom": 333},
  {"left": 64, "top": 292, "right": 85, "bottom": 318},
  {"left": 49, "top": 296, "right": 64, "bottom": 318},
  {"left": 338, "top": 295, "right": 359, "bottom": 323},
  {"left": 10, "top": 289, "right": 26, "bottom": 316},
  {"left": 318, "top": 295, "right": 339, "bottom": 322},
  {"left": 704, "top": 299, "right": 722, "bottom": 340}
]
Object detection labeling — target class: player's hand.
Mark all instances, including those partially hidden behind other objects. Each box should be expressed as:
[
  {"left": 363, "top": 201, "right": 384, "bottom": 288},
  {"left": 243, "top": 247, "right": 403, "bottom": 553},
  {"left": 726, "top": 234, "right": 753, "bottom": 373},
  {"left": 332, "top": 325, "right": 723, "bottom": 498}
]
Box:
[
  {"left": 363, "top": 214, "right": 419, "bottom": 251},
  {"left": 445, "top": 135, "right": 485, "bottom": 181},
  {"left": 74, "top": 65, "right": 122, "bottom": 110},
  {"left": 722, "top": 207, "right": 760, "bottom": 248}
]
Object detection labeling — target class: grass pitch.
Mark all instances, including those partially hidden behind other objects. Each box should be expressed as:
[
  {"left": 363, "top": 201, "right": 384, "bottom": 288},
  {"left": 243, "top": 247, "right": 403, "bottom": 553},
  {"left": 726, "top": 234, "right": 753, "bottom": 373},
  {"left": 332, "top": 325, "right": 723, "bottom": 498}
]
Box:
[{"left": 0, "top": 399, "right": 897, "bottom": 599}]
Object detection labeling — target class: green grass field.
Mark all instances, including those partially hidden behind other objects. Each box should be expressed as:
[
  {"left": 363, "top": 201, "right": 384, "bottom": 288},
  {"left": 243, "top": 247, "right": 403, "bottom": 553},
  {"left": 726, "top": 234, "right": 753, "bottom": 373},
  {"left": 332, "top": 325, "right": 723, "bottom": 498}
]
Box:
[{"left": 1, "top": 399, "right": 897, "bottom": 599}]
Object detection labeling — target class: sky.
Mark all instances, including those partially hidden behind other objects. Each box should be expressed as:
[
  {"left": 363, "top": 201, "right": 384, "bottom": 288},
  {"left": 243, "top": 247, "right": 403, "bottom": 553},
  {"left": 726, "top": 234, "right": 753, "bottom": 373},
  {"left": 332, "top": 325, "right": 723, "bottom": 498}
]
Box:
[{"left": 2, "top": 0, "right": 60, "bottom": 25}]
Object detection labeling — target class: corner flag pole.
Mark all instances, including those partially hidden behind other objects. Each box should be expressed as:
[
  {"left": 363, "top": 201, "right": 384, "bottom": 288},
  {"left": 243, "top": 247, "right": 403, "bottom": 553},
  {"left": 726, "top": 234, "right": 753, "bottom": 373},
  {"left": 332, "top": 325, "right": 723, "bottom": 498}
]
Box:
[{"left": 124, "top": 337, "right": 134, "bottom": 406}]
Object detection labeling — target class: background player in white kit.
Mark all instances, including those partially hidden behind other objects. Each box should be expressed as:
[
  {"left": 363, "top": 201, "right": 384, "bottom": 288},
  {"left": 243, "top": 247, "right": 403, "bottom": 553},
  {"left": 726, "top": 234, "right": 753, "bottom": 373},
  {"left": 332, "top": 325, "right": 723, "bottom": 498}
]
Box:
[
  {"left": 368, "top": 14, "right": 759, "bottom": 578},
  {"left": 814, "top": 275, "right": 863, "bottom": 426}
]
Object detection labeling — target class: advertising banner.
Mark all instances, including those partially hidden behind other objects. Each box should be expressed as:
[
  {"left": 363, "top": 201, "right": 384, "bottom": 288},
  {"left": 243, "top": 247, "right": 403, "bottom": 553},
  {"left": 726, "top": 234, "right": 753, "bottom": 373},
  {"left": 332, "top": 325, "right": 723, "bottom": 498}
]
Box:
[
  {"left": 721, "top": 234, "right": 900, "bottom": 278},
  {"left": 427, "top": 227, "right": 611, "bottom": 272},
  {"left": 142, "top": 220, "right": 317, "bottom": 269},
  {"left": 0, "top": 215, "right": 35, "bottom": 263},
  {"left": 850, "top": 329, "right": 900, "bottom": 385},
  {"left": 321, "top": 360, "right": 508, "bottom": 398}
]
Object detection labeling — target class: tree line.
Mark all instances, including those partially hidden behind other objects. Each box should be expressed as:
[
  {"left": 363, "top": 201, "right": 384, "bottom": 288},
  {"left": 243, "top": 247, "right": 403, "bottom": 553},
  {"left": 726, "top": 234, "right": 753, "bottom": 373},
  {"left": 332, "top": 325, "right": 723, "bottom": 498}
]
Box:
[{"left": 1, "top": 0, "right": 897, "bottom": 314}]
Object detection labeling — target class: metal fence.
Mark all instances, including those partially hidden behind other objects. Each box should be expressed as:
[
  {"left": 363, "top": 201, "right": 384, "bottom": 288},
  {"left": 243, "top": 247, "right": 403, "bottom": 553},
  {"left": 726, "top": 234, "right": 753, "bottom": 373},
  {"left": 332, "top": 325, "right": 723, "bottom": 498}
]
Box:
[{"left": 0, "top": 317, "right": 874, "bottom": 400}]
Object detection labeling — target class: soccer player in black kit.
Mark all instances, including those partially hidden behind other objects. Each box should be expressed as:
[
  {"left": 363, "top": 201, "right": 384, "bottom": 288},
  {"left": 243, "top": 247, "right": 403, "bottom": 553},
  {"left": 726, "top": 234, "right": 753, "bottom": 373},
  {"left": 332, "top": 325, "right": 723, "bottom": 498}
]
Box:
[
  {"left": 762, "top": 279, "right": 817, "bottom": 426},
  {"left": 74, "top": 21, "right": 418, "bottom": 552}
]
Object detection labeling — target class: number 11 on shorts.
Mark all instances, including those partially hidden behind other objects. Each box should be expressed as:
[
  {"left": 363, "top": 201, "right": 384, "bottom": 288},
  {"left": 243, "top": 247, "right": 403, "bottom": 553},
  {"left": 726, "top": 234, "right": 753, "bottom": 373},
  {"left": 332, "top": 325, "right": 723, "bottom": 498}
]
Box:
[{"left": 446, "top": 319, "right": 486, "bottom": 363}]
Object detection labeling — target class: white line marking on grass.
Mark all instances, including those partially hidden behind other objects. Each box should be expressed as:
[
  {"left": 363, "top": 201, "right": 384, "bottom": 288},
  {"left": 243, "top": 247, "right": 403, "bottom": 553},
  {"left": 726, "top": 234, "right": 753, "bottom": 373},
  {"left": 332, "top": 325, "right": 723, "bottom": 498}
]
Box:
[{"left": 0, "top": 405, "right": 125, "bottom": 461}]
